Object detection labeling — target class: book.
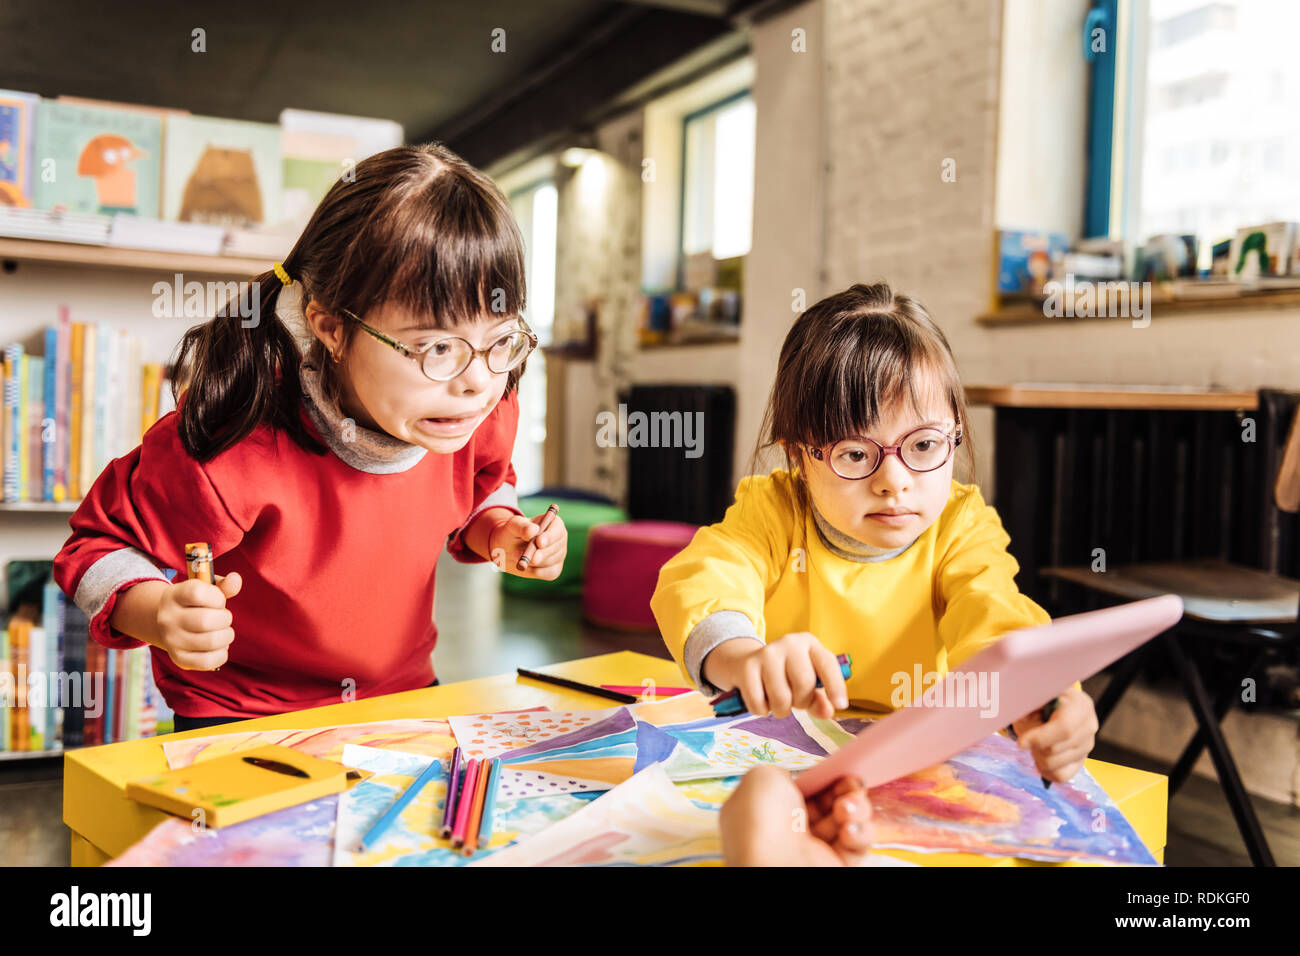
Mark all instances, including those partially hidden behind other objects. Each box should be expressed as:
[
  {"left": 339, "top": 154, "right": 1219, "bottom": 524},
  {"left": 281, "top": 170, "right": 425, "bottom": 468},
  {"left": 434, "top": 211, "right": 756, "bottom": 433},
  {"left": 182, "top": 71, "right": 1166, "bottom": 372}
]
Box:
[
  {"left": 125, "top": 745, "right": 354, "bottom": 828},
  {"left": 0, "top": 207, "right": 111, "bottom": 243},
  {"left": 25, "top": 354, "right": 43, "bottom": 501},
  {"left": 2, "top": 343, "right": 21, "bottom": 502},
  {"left": 107, "top": 214, "right": 224, "bottom": 255},
  {"left": 0, "top": 89, "right": 39, "bottom": 207},
  {"left": 1229, "top": 222, "right": 1297, "bottom": 280},
  {"left": 42, "top": 578, "right": 64, "bottom": 749},
  {"left": 163, "top": 114, "right": 282, "bottom": 228},
  {"left": 79, "top": 323, "right": 95, "bottom": 495},
  {"left": 17, "top": 352, "right": 27, "bottom": 501},
  {"left": 59, "top": 600, "right": 88, "bottom": 749},
  {"left": 67, "top": 322, "right": 83, "bottom": 499},
  {"left": 53, "top": 309, "right": 70, "bottom": 501},
  {"left": 0, "top": 626, "right": 9, "bottom": 751},
  {"left": 33, "top": 99, "right": 163, "bottom": 218},
  {"left": 998, "top": 229, "right": 1070, "bottom": 295},
  {"left": 279, "top": 107, "right": 402, "bottom": 229}
]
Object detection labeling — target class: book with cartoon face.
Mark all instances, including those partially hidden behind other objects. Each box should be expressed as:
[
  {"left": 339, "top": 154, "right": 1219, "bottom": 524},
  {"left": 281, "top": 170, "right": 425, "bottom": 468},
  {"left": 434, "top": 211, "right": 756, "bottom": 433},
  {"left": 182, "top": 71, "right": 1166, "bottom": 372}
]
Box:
[{"left": 32, "top": 99, "right": 163, "bottom": 217}]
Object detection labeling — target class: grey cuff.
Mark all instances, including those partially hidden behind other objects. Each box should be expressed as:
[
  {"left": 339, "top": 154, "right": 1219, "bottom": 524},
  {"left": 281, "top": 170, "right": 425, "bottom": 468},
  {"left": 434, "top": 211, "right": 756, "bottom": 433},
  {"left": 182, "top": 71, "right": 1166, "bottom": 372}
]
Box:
[
  {"left": 447, "top": 481, "right": 522, "bottom": 550},
  {"left": 73, "top": 547, "right": 170, "bottom": 622},
  {"left": 683, "top": 610, "right": 764, "bottom": 697}
]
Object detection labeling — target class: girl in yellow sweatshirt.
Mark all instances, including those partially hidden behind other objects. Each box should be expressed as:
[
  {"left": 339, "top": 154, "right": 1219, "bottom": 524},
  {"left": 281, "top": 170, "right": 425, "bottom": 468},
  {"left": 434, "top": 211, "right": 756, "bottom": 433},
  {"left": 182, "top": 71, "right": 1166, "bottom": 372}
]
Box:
[{"left": 651, "top": 282, "right": 1098, "bottom": 786}]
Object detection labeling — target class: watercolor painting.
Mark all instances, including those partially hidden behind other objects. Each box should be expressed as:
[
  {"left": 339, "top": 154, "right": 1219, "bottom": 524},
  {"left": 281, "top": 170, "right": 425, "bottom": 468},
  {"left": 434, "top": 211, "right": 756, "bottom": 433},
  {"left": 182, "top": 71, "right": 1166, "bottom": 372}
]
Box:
[
  {"left": 862, "top": 729, "right": 1158, "bottom": 865},
  {"left": 162, "top": 718, "right": 468, "bottom": 769},
  {"left": 108, "top": 796, "right": 337, "bottom": 867}
]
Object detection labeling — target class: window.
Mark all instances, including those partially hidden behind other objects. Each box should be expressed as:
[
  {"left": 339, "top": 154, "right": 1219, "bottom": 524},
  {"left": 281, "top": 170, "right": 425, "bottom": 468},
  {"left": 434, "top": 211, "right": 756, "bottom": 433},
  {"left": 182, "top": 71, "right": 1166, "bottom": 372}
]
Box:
[
  {"left": 1087, "top": 0, "right": 1300, "bottom": 246},
  {"left": 506, "top": 180, "right": 557, "bottom": 496},
  {"left": 679, "top": 91, "right": 755, "bottom": 267}
]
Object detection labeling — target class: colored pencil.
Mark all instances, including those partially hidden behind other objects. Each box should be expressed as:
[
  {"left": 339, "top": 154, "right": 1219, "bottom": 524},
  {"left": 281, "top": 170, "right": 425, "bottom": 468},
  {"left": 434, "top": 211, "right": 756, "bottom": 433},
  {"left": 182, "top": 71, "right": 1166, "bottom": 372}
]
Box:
[
  {"left": 461, "top": 756, "right": 493, "bottom": 856},
  {"left": 600, "top": 684, "right": 691, "bottom": 697},
  {"left": 516, "top": 503, "right": 559, "bottom": 570},
  {"left": 1040, "top": 697, "right": 1061, "bottom": 789},
  {"left": 476, "top": 758, "right": 503, "bottom": 849},
  {"left": 711, "top": 653, "right": 852, "bottom": 716},
  {"left": 439, "top": 746, "right": 462, "bottom": 838},
  {"left": 516, "top": 668, "right": 639, "bottom": 703},
  {"left": 358, "top": 754, "right": 443, "bottom": 852},
  {"left": 450, "top": 758, "right": 481, "bottom": 848}
]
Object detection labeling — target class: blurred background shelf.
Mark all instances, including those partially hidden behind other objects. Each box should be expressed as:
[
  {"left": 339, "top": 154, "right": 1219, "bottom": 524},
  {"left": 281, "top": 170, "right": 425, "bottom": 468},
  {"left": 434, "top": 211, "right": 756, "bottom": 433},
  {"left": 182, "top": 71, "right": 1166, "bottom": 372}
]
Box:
[
  {"left": 0, "top": 501, "right": 80, "bottom": 513},
  {"left": 0, "top": 236, "right": 272, "bottom": 279}
]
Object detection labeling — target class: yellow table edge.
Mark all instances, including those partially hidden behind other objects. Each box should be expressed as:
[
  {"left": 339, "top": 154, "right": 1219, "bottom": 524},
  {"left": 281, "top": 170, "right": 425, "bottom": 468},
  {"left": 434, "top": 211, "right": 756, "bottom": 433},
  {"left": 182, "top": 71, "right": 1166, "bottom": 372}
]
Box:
[{"left": 63, "top": 650, "right": 1167, "bottom": 866}]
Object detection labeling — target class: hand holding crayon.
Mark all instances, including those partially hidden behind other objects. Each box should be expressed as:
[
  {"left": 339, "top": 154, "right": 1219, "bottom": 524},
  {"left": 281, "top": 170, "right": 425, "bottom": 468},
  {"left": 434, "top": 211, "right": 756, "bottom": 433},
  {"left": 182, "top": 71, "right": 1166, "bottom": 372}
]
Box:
[
  {"left": 486, "top": 504, "right": 568, "bottom": 579},
  {"left": 1010, "top": 685, "right": 1100, "bottom": 789},
  {"left": 702, "top": 632, "right": 851, "bottom": 720},
  {"left": 153, "top": 542, "right": 240, "bottom": 671}
]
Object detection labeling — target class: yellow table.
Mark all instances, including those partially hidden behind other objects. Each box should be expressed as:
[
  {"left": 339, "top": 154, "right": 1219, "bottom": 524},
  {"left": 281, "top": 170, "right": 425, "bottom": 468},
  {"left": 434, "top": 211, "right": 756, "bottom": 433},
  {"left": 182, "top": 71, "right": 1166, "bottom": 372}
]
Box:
[{"left": 64, "top": 651, "right": 1167, "bottom": 866}]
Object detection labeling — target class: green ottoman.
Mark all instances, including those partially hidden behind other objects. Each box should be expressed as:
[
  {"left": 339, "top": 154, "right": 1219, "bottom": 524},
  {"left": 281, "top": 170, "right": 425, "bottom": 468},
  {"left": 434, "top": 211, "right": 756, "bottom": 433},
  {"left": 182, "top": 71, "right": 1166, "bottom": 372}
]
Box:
[{"left": 502, "top": 496, "right": 628, "bottom": 598}]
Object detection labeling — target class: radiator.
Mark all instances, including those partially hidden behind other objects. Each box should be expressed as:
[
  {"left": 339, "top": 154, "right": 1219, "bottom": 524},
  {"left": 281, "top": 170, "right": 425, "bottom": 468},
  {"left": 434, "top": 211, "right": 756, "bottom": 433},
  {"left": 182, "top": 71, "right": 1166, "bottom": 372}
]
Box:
[
  {"left": 993, "top": 388, "right": 1300, "bottom": 609},
  {"left": 621, "top": 385, "right": 735, "bottom": 526}
]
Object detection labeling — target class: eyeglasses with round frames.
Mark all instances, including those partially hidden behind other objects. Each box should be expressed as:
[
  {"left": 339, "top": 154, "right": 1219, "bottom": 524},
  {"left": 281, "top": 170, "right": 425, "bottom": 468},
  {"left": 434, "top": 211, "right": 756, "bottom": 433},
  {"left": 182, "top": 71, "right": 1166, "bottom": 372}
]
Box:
[
  {"left": 806, "top": 424, "right": 963, "bottom": 480},
  {"left": 339, "top": 309, "right": 538, "bottom": 383}
]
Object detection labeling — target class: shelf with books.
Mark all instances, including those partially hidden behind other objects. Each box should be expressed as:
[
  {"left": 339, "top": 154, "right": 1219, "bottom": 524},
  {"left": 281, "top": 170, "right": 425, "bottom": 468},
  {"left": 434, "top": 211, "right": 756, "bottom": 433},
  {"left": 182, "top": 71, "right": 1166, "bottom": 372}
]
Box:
[
  {"left": 1, "top": 582, "right": 173, "bottom": 761},
  {"left": 0, "top": 236, "right": 273, "bottom": 279},
  {"left": 2, "top": 315, "right": 175, "bottom": 510}
]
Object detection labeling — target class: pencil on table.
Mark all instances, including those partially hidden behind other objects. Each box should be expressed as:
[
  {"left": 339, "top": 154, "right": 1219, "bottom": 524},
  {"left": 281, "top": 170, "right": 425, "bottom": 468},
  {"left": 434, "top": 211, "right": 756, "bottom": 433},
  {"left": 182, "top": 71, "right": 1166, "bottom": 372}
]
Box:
[
  {"left": 358, "top": 755, "right": 442, "bottom": 852},
  {"left": 439, "top": 746, "right": 462, "bottom": 839},
  {"left": 461, "top": 756, "right": 493, "bottom": 856},
  {"left": 450, "top": 758, "right": 480, "bottom": 848},
  {"left": 475, "top": 758, "right": 502, "bottom": 850},
  {"left": 516, "top": 668, "right": 638, "bottom": 703}
]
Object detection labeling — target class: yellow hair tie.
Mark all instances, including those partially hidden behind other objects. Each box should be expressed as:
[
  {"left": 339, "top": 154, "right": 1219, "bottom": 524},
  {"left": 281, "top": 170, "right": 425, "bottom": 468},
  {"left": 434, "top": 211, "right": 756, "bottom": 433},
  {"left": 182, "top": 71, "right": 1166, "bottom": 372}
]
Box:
[{"left": 273, "top": 262, "right": 293, "bottom": 287}]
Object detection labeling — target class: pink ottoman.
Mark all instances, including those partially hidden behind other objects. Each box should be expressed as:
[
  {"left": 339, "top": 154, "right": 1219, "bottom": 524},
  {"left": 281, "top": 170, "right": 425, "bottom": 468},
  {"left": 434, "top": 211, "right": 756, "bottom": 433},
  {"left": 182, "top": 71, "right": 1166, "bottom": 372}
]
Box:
[{"left": 582, "top": 521, "right": 699, "bottom": 630}]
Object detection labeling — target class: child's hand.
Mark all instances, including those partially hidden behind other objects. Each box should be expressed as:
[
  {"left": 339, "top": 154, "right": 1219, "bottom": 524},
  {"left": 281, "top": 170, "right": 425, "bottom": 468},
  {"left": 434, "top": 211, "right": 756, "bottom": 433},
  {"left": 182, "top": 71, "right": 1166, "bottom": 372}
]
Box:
[
  {"left": 720, "top": 764, "right": 873, "bottom": 866},
  {"left": 703, "top": 632, "right": 849, "bottom": 719},
  {"left": 489, "top": 511, "right": 568, "bottom": 580},
  {"left": 155, "top": 572, "right": 241, "bottom": 671},
  {"left": 1011, "top": 684, "right": 1098, "bottom": 785}
]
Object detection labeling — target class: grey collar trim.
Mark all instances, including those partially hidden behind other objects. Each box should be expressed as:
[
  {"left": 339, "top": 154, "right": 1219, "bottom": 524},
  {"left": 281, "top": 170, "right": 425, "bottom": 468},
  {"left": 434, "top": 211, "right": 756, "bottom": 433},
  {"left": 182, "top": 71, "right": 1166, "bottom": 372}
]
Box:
[
  {"left": 299, "top": 362, "right": 428, "bottom": 474},
  {"left": 810, "top": 499, "right": 915, "bottom": 563}
]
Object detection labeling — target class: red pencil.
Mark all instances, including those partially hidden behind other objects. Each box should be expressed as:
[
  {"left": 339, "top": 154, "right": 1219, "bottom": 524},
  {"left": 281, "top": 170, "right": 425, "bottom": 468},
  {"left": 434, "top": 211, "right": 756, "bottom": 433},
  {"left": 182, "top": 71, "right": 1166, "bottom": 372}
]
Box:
[
  {"left": 450, "top": 758, "right": 480, "bottom": 848},
  {"left": 461, "top": 757, "right": 493, "bottom": 856}
]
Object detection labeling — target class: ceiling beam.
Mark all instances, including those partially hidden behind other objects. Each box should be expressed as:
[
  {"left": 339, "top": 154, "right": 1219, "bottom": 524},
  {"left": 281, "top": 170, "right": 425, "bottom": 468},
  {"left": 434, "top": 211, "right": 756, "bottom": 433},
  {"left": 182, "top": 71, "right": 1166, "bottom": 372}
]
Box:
[
  {"left": 609, "top": 0, "right": 732, "bottom": 15},
  {"left": 425, "top": 6, "right": 735, "bottom": 168}
]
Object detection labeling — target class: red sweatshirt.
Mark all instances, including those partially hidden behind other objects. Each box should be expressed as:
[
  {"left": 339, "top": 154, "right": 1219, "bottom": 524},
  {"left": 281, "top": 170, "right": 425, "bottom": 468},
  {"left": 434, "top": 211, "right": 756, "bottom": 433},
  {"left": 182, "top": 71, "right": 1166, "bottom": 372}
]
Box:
[{"left": 52, "top": 382, "right": 522, "bottom": 719}]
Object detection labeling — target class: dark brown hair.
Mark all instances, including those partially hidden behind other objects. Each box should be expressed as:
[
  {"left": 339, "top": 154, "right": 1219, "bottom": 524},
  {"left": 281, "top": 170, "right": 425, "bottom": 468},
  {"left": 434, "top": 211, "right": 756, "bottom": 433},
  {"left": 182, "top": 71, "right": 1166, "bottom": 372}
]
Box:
[
  {"left": 171, "top": 142, "right": 528, "bottom": 461},
  {"left": 751, "top": 281, "right": 974, "bottom": 514}
]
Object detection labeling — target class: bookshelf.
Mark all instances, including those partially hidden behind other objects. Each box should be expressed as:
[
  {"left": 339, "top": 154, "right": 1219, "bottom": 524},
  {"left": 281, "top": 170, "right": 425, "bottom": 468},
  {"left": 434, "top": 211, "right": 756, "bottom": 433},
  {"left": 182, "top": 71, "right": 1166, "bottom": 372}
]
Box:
[
  {"left": 2, "top": 240, "right": 261, "bottom": 760},
  {"left": 0, "top": 501, "right": 80, "bottom": 513},
  {"left": 0, "top": 236, "right": 274, "bottom": 278}
]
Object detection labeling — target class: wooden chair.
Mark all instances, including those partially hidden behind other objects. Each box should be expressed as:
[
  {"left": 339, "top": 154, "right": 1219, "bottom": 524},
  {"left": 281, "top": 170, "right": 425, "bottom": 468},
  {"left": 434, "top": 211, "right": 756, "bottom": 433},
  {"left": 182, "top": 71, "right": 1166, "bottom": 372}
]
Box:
[{"left": 1041, "top": 404, "right": 1300, "bottom": 867}]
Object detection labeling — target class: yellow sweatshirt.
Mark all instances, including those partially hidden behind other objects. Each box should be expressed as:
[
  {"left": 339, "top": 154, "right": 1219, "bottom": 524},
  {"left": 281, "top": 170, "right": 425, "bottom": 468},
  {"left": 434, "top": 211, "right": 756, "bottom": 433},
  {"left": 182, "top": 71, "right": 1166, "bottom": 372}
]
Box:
[{"left": 650, "top": 469, "right": 1052, "bottom": 709}]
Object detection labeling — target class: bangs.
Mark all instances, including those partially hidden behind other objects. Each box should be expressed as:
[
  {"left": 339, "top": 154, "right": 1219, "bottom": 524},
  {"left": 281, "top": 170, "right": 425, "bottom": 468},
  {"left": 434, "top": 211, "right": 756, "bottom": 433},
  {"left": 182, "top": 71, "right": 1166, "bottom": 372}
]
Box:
[
  {"left": 336, "top": 163, "right": 526, "bottom": 329},
  {"left": 782, "top": 311, "right": 962, "bottom": 447}
]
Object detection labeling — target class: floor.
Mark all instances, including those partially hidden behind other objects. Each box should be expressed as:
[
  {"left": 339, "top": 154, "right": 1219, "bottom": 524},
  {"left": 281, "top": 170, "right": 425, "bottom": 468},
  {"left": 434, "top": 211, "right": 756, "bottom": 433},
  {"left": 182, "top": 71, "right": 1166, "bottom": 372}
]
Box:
[{"left": 2, "top": 554, "right": 1297, "bottom": 866}]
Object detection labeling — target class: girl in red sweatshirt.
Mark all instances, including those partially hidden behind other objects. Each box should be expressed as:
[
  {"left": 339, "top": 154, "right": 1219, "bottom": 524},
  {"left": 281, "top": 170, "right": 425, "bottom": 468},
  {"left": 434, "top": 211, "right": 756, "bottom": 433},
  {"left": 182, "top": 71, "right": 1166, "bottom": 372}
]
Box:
[{"left": 53, "top": 143, "right": 567, "bottom": 732}]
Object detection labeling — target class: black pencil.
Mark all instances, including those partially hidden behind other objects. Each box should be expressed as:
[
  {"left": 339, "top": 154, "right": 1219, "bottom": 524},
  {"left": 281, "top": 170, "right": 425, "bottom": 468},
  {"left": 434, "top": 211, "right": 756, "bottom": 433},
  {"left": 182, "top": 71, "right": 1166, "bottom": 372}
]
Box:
[
  {"left": 515, "top": 668, "right": 639, "bottom": 703},
  {"left": 1040, "top": 696, "right": 1061, "bottom": 789}
]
